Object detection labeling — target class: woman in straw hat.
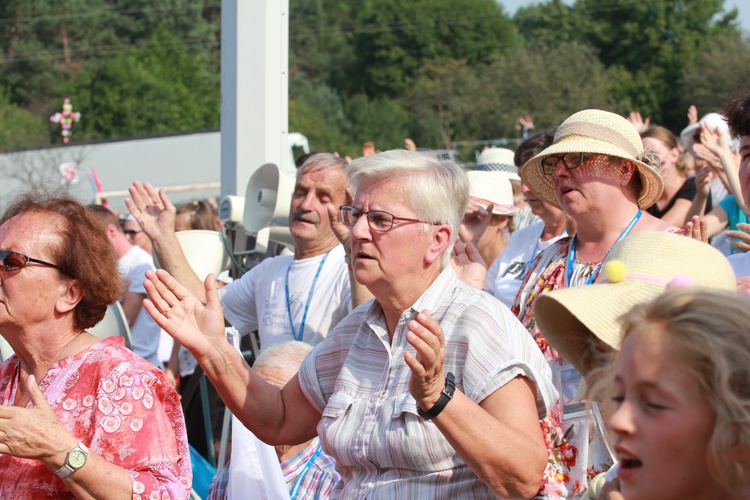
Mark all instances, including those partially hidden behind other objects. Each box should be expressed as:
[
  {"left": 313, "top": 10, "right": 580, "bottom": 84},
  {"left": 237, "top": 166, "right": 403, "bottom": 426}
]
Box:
[
  {"left": 512, "top": 109, "right": 682, "bottom": 496},
  {"left": 531, "top": 231, "right": 739, "bottom": 499}
]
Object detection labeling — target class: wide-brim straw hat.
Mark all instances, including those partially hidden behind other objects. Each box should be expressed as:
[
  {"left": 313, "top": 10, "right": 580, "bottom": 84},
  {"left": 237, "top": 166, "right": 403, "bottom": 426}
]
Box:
[
  {"left": 476, "top": 148, "right": 521, "bottom": 181},
  {"left": 533, "top": 231, "right": 737, "bottom": 374},
  {"left": 466, "top": 170, "right": 518, "bottom": 216},
  {"left": 521, "top": 109, "right": 664, "bottom": 210}
]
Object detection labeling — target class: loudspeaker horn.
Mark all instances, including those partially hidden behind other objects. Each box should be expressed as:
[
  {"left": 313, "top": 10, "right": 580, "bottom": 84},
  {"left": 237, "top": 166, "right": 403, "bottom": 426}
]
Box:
[{"left": 243, "top": 163, "right": 295, "bottom": 233}]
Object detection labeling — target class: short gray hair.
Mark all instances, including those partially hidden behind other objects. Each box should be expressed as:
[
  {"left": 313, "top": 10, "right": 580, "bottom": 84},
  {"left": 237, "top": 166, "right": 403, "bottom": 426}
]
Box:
[
  {"left": 346, "top": 150, "right": 469, "bottom": 268},
  {"left": 298, "top": 152, "right": 348, "bottom": 179}
]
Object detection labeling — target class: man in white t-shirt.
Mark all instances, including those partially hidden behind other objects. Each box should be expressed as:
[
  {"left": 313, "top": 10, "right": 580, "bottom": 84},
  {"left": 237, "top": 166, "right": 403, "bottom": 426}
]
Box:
[
  {"left": 485, "top": 131, "right": 569, "bottom": 307},
  {"left": 127, "top": 153, "right": 366, "bottom": 347},
  {"left": 89, "top": 205, "right": 162, "bottom": 366},
  {"left": 127, "top": 153, "right": 368, "bottom": 494}
]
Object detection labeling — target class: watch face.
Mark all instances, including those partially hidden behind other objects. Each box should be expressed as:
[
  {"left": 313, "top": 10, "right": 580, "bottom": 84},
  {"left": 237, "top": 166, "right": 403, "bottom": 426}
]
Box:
[{"left": 68, "top": 449, "right": 87, "bottom": 469}]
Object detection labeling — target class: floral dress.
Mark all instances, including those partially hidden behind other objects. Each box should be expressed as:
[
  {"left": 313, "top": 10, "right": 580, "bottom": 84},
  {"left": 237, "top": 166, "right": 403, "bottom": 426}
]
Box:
[
  {"left": 513, "top": 237, "right": 614, "bottom": 499},
  {"left": 0, "top": 337, "right": 192, "bottom": 499}
]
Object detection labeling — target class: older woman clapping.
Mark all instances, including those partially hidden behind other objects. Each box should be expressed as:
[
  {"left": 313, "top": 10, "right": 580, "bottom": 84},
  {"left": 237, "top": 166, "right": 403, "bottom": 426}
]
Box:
[
  {"left": 0, "top": 194, "right": 191, "bottom": 499},
  {"left": 513, "top": 109, "right": 679, "bottom": 495},
  {"left": 145, "top": 150, "right": 557, "bottom": 498}
]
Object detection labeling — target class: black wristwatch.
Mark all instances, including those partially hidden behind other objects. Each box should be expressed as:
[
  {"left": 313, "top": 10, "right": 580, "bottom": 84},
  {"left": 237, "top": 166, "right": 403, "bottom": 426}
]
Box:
[{"left": 417, "top": 372, "right": 455, "bottom": 420}]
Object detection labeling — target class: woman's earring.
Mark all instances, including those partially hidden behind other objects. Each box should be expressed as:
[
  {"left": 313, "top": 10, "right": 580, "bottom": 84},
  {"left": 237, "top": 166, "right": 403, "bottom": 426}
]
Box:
[{"left": 620, "top": 178, "right": 628, "bottom": 185}]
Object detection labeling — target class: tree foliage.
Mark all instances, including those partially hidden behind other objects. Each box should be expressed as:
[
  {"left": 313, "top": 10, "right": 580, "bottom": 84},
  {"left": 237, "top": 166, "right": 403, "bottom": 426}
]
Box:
[{"left": 0, "top": 0, "right": 744, "bottom": 156}]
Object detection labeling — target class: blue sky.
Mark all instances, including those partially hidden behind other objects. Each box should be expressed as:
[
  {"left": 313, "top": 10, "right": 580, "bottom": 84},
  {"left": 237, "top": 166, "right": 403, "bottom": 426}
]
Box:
[{"left": 499, "top": 0, "right": 750, "bottom": 34}]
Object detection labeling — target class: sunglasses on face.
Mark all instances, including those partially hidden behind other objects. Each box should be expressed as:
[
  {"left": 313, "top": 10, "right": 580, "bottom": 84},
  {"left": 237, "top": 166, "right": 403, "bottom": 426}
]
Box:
[
  {"left": 0, "top": 250, "right": 63, "bottom": 273},
  {"left": 123, "top": 229, "right": 143, "bottom": 238}
]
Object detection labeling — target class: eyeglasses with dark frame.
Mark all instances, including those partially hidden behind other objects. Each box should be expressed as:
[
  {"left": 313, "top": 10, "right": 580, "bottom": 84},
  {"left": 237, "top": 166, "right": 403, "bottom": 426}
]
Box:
[
  {"left": 123, "top": 229, "right": 143, "bottom": 238},
  {"left": 540, "top": 152, "right": 586, "bottom": 175},
  {"left": 339, "top": 205, "right": 437, "bottom": 232},
  {"left": 0, "top": 250, "right": 64, "bottom": 273}
]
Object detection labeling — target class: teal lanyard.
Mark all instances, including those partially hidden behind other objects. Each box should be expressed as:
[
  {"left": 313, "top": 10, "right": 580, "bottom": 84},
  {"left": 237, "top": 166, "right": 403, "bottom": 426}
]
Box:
[
  {"left": 288, "top": 444, "right": 323, "bottom": 498},
  {"left": 566, "top": 209, "right": 641, "bottom": 286},
  {"left": 285, "top": 252, "right": 329, "bottom": 342}
]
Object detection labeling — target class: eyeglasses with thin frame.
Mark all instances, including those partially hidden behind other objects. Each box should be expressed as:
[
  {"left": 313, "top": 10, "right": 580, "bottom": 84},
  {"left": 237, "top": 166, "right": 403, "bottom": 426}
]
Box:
[
  {"left": 0, "top": 250, "right": 64, "bottom": 273},
  {"left": 540, "top": 152, "right": 586, "bottom": 175},
  {"left": 123, "top": 229, "right": 143, "bottom": 238},
  {"left": 339, "top": 205, "right": 436, "bottom": 232}
]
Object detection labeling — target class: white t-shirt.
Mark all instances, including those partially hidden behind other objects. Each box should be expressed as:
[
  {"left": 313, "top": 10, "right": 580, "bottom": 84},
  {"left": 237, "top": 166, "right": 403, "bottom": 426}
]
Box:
[
  {"left": 728, "top": 252, "right": 750, "bottom": 278},
  {"left": 485, "top": 221, "right": 567, "bottom": 308},
  {"left": 118, "top": 246, "right": 161, "bottom": 366},
  {"left": 219, "top": 244, "right": 352, "bottom": 351},
  {"left": 220, "top": 245, "right": 352, "bottom": 496}
]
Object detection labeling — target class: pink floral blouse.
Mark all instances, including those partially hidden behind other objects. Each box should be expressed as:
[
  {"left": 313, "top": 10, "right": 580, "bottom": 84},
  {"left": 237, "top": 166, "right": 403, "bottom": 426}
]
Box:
[{"left": 0, "top": 337, "right": 192, "bottom": 499}]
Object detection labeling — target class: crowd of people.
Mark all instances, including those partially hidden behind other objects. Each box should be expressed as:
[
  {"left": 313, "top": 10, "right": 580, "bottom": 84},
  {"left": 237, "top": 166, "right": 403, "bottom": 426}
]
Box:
[{"left": 1, "top": 86, "right": 750, "bottom": 499}]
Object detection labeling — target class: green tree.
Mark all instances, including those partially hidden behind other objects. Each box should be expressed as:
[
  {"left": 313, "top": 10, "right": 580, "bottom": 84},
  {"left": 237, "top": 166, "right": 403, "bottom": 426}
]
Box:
[
  {"left": 342, "top": 0, "right": 520, "bottom": 97},
  {"left": 513, "top": 0, "right": 741, "bottom": 129},
  {"left": 343, "top": 94, "right": 411, "bottom": 151},
  {"left": 0, "top": 0, "right": 220, "bottom": 145},
  {"left": 0, "top": 90, "right": 49, "bottom": 150},
  {"left": 468, "top": 41, "right": 610, "bottom": 138},
  {"left": 407, "top": 59, "right": 478, "bottom": 149},
  {"left": 68, "top": 29, "right": 219, "bottom": 140},
  {"left": 680, "top": 31, "right": 750, "bottom": 118}
]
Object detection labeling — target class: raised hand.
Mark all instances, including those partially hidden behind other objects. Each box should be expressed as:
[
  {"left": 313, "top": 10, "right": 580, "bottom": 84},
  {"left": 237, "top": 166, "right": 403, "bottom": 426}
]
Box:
[
  {"left": 451, "top": 238, "right": 487, "bottom": 289},
  {"left": 626, "top": 111, "right": 651, "bottom": 133},
  {"left": 516, "top": 115, "right": 534, "bottom": 131},
  {"left": 125, "top": 181, "right": 177, "bottom": 241},
  {"left": 693, "top": 143, "right": 722, "bottom": 171},
  {"left": 327, "top": 201, "right": 352, "bottom": 254},
  {"left": 698, "top": 122, "right": 730, "bottom": 158},
  {"left": 727, "top": 223, "right": 750, "bottom": 253},
  {"left": 362, "top": 142, "right": 379, "bottom": 157},
  {"left": 460, "top": 201, "right": 493, "bottom": 245},
  {"left": 687, "top": 105, "right": 698, "bottom": 125},
  {"left": 684, "top": 215, "right": 709, "bottom": 243},
  {"left": 694, "top": 164, "right": 712, "bottom": 199},
  {"left": 143, "top": 269, "right": 226, "bottom": 359},
  {"left": 404, "top": 310, "right": 447, "bottom": 412}
]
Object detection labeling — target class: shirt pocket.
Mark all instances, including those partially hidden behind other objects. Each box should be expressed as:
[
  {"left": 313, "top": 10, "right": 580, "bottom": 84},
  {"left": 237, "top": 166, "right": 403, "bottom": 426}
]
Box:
[
  {"left": 322, "top": 390, "right": 356, "bottom": 420},
  {"left": 391, "top": 392, "right": 419, "bottom": 419}
]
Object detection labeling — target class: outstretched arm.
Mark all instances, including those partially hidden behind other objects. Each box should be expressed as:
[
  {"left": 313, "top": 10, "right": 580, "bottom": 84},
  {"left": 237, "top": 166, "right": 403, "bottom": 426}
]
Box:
[
  {"left": 143, "top": 269, "right": 320, "bottom": 445},
  {"left": 126, "top": 181, "right": 205, "bottom": 300}
]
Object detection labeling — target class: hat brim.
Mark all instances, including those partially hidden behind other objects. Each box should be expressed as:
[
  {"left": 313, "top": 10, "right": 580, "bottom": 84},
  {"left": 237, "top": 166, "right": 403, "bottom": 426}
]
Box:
[
  {"left": 680, "top": 123, "right": 699, "bottom": 153},
  {"left": 534, "top": 279, "right": 668, "bottom": 374},
  {"left": 521, "top": 136, "right": 663, "bottom": 210}
]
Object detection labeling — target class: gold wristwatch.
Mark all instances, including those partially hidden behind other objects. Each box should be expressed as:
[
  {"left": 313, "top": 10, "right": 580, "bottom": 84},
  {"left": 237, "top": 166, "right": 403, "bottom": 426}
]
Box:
[{"left": 54, "top": 441, "right": 89, "bottom": 479}]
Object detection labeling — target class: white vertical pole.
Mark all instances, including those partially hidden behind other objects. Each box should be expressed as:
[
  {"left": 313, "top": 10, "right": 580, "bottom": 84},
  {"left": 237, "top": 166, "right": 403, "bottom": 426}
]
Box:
[{"left": 221, "top": 0, "right": 290, "bottom": 199}]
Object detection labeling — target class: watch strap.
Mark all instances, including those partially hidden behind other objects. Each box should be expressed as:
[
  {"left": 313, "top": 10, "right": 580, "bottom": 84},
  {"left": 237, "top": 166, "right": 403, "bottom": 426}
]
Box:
[
  {"left": 54, "top": 441, "right": 89, "bottom": 479},
  {"left": 417, "top": 372, "right": 455, "bottom": 420}
]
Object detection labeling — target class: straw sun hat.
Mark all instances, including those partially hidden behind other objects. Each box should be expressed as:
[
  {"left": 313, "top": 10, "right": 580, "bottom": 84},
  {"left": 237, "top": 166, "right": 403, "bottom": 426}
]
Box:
[
  {"left": 521, "top": 109, "right": 664, "bottom": 210},
  {"left": 533, "top": 231, "right": 737, "bottom": 374}
]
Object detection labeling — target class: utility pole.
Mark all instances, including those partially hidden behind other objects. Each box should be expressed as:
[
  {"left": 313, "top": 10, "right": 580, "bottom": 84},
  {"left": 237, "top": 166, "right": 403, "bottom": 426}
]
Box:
[{"left": 220, "top": 0, "right": 291, "bottom": 200}]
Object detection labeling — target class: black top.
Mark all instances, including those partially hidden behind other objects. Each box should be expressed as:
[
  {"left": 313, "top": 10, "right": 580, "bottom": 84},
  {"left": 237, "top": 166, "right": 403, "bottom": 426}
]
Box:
[{"left": 647, "top": 177, "right": 712, "bottom": 218}]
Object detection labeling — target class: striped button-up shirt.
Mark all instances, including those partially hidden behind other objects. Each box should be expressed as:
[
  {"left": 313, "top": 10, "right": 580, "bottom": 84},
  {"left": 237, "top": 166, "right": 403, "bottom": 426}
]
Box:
[{"left": 298, "top": 267, "right": 556, "bottom": 499}]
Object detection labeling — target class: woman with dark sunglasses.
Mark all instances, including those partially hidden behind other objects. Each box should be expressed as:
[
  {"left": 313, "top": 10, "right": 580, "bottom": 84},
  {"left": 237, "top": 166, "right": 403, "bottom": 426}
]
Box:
[{"left": 0, "top": 193, "right": 191, "bottom": 499}]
